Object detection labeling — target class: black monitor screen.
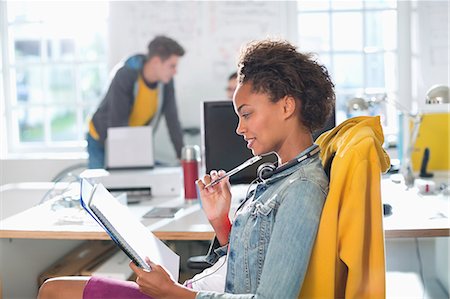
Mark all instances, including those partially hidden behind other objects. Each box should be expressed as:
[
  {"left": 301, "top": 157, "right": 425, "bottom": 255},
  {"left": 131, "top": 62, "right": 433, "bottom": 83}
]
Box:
[{"left": 201, "top": 101, "right": 335, "bottom": 184}]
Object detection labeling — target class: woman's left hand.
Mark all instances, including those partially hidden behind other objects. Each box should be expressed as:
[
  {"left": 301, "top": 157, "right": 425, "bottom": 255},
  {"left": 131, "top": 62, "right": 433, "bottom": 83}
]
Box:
[
  {"left": 129, "top": 258, "right": 197, "bottom": 299},
  {"left": 129, "top": 258, "right": 175, "bottom": 298}
]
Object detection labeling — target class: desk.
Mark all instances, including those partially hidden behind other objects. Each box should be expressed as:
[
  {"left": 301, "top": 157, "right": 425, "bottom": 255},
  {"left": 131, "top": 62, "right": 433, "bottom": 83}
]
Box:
[
  {"left": 0, "top": 192, "right": 214, "bottom": 241},
  {"left": 1, "top": 179, "right": 448, "bottom": 241},
  {"left": 381, "top": 177, "right": 450, "bottom": 238}
]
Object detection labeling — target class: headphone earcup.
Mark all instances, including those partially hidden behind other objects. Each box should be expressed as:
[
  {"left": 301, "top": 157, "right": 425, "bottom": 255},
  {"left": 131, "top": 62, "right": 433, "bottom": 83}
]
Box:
[{"left": 257, "top": 162, "right": 277, "bottom": 180}]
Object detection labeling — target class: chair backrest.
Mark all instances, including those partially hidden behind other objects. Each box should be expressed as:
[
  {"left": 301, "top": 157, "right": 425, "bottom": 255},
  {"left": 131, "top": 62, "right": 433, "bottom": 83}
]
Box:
[{"left": 299, "top": 116, "right": 390, "bottom": 299}]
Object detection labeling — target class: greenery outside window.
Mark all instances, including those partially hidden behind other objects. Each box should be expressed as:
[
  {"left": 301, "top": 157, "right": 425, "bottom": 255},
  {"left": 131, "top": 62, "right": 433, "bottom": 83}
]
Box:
[{"left": 1, "top": 2, "right": 109, "bottom": 155}]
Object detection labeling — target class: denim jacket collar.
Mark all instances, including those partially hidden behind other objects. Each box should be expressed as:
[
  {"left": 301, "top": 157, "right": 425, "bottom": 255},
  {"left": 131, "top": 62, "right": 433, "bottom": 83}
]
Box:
[{"left": 263, "top": 143, "right": 320, "bottom": 185}]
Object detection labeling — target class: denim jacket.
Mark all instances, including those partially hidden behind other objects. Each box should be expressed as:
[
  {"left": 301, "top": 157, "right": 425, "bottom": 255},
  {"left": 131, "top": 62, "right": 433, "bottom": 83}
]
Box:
[{"left": 196, "top": 145, "right": 329, "bottom": 299}]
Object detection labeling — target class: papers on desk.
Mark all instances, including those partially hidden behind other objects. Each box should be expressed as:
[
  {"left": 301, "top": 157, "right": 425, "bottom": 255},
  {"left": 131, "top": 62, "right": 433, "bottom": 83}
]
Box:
[{"left": 80, "top": 179, "right": 179, "bottom": 281}]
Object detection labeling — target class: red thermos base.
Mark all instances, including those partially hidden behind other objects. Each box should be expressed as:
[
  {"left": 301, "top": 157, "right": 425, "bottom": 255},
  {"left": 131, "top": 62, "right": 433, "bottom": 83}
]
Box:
[{"left": 182, "top": 160, "right": 199, "bottom": 199}]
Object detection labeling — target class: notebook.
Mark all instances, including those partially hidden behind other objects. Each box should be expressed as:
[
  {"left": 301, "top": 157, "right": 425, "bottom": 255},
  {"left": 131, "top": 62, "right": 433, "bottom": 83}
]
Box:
[
  {"left": 105, "top": 126, "right": 154, "bottom": 170},
  {"left": 80, "top": 179, "right": 179, "bottom": 280}
]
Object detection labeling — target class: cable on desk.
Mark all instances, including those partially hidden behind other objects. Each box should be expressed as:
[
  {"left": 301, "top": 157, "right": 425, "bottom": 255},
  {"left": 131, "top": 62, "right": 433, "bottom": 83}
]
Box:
[
  {"left": 38, "top": 167, "right": 84, "bottom": 206},
  {"left": 38, "top": 163, "right": 87, "bottom": 206},
  {"left": 51, "top": 162, "right": 87, "bottom": 182}
]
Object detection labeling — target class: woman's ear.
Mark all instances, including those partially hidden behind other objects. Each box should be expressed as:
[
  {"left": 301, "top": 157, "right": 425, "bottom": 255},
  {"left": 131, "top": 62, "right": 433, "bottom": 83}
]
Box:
[{"left": 282, "top": 95, "right": 297, "bottom": 119}]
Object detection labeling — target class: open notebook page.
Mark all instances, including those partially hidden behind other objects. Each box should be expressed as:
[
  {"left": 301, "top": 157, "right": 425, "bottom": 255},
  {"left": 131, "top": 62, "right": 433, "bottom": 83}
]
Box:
[{"left": 80, "top": 179, "right": 179, "bottom": 281}]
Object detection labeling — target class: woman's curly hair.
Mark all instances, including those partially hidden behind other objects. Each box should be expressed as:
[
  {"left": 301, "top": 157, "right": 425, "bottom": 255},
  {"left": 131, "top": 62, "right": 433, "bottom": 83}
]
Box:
[{"left": 237, "top": 39, "right": 335, "bottom": 131}]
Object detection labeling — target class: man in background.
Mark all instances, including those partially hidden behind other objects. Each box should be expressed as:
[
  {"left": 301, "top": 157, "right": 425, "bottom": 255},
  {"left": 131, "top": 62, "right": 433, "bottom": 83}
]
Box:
[
  {"left": 226, "top": 71, "right": 237, "bottom": 100},
  {"left": 87, "top": 36, "right": 185, "bottom": 169}
]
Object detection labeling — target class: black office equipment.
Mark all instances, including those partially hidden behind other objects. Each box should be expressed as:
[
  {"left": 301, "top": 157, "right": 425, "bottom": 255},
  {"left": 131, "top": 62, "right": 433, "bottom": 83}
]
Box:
[
  {"left": 383, "top": 203, "right": 393, "bottom": 217},
  {"left": 202, "top": 101, "right": 275, "bottom": 184},
  {"left": 201, "top": 101, "right": 336, "bottom": 184},
  {"left": 419, "top": 147, "right": 434, "bottom": 178}
]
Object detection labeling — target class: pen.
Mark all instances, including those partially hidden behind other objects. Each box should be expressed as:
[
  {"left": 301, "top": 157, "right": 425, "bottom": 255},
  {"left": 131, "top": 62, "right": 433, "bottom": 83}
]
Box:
[{"left": 204, "top": 156, "right": 262, "bottom": 188}]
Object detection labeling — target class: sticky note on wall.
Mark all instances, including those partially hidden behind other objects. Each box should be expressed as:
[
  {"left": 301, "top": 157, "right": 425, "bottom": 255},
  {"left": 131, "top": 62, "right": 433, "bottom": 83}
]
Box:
[{"left": 411, "top": 113, "right": 450, "bottom": 171}]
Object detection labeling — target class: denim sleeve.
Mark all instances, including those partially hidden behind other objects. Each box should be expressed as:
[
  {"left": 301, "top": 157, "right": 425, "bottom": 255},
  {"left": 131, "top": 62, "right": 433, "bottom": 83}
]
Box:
[
  {"left": 204, "top": 237, "right": 228, "bottom": 265},
  {"left": 196, "top": 179, "right": 327, "bottom": 299}
]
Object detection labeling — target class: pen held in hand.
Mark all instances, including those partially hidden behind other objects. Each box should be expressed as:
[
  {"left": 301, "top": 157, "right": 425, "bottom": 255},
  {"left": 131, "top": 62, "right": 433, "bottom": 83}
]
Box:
[{"left": 204, "top": 156, "right": 262, "bottom": 188}]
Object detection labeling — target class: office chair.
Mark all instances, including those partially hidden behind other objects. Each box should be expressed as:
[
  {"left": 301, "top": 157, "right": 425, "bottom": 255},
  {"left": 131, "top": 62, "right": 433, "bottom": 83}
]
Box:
[
  {"left": 186, "top": 254, "right": 211, "bottom": 271},
  {"left": 299, "top": 116, "right": 390, "bottom": 299}
]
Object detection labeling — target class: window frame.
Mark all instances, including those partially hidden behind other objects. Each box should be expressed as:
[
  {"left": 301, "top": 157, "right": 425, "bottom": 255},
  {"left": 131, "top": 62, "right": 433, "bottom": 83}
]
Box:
[
  {"left": 297, "top": 1, "right": 399, "bottom": 137},
  {"left": 0, "top": 2, "right": 108, "bottom": 157}
]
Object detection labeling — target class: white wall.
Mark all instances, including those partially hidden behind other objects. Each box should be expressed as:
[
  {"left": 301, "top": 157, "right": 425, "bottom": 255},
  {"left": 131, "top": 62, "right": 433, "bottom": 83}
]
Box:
[
  {"left": 0, "top": 158, "right": 86, "bottom": 185},
  {"left": 413, "top": 1, "right": 449, "bottom": 108}
]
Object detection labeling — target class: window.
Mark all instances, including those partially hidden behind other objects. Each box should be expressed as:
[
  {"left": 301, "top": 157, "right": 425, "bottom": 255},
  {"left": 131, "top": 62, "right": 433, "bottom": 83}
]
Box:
[
  {"left": 1, "top": 2, "right": 109, "bottom": 155},
  {"left": 297, "top": 0, "right": 398, "bottom": 138}
]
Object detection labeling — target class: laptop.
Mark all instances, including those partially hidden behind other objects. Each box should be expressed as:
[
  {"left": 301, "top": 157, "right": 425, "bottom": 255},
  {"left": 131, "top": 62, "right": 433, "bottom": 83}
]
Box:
[{"left": 105, "top": 126, "right": 154, "bottom": 170}]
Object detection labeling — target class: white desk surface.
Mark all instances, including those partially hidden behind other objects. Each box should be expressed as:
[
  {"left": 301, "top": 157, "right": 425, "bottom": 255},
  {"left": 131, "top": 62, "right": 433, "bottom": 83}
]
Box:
[
  {"left": 381, "top": 176, "right": 449, "bottom": 238},
  {"left": 0, "top": 179, "right": 449, "bottom": 240},
  {"left": 0, "top": 191, "right": 212, "bottom": 240}
]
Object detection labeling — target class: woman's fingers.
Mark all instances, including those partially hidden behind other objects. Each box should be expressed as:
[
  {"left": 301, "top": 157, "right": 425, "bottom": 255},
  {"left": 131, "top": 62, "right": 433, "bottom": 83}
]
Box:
[
  {"left": 129, "top": 261, "right": 144, "bottom": 275},
  {"left": 196, "top": 170, "right": 228, "bottom": 193},
  {"left": 197, "top": 174, "right": 211, "bottom": 189}
]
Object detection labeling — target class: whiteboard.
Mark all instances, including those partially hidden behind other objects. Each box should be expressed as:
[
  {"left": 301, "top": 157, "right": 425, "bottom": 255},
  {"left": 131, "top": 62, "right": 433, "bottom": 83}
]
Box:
[
  {"left": 108, "top": 1, "right": 295, "bottom": 126},
  {"left": 414, "top": 1, "right": 449, "bottom": 110},
  {"left": 108, "top": 1, "right": 296, "bottom": 162}
]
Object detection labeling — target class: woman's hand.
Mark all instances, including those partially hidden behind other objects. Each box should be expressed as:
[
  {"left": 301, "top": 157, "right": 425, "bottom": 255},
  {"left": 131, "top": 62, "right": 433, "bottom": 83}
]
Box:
[
  {"left": 197, "top": 170, "right": 232, "bottom": 221},
  {"left": 130, "top": 258, "right": 196, "bottom": 299},
  {"left": 197, "top": 170, "right": 232, "bottom": 245}
]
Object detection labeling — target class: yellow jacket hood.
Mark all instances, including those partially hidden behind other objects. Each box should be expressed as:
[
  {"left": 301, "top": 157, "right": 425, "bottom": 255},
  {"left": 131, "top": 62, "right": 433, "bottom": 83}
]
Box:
[{"left": 317, "top": 115, "right": 390, "bottom": 174}]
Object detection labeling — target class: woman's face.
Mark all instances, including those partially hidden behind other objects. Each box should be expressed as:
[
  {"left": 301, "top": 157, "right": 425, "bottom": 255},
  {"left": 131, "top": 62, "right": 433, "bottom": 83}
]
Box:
[{"left": 233, "top": 83, "right": 287, "bottom": 156}]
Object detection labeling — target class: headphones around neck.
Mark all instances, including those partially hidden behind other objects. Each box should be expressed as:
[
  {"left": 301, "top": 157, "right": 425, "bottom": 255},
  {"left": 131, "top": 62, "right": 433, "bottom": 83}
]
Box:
[{"left": 257, "top": 144, "right": 320, "bottom": 181}]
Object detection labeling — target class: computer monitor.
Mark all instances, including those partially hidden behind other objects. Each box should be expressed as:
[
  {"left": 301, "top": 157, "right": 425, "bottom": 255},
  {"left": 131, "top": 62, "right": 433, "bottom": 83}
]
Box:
[{"left": 201, "top": 101, "right": 335, "bottom": 184}]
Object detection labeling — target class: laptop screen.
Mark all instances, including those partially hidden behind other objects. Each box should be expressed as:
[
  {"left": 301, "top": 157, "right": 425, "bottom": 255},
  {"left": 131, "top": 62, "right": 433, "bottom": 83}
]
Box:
[
  {"left": 106, "top": 126, "right": 154, "bottom": 170},
  {"left": 201, "top": 101, "right": 335, "bottom": 184}
]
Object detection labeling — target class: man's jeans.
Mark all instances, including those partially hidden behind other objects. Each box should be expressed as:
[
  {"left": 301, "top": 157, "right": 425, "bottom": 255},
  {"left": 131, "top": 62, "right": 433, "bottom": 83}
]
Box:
[{"left": 86, "top": 133, "right": 105, "bottom": 169}]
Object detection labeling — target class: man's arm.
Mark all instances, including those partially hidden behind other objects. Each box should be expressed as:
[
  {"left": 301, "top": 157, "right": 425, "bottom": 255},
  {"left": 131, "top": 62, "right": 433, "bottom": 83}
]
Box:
[
  {"left": 106, "top": 67, "right": 137, "bottom": 128},
  {"left": 162, "top": 79, "right": 184, "bottom": 159}
]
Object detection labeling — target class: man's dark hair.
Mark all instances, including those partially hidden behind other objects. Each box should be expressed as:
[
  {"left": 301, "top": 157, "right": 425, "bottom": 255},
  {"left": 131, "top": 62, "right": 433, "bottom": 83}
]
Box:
[
  {"left": 228, "top": 72, "right": 238, "bottom": 81},
  {"left": 147, "top": 36, "right": 185, "bottom": 61},
  {"left": 237, "top": 39, "right": 335, "bottom": 131}
]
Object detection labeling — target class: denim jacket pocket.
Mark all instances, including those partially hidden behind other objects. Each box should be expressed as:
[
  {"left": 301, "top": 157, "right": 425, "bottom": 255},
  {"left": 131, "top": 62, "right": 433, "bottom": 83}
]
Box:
[
  {"left": 247, "top": 196, "right": 278, "bottom": 250},
  {"left": 253, "top": 197, "right": 278, "bottom": 216}
]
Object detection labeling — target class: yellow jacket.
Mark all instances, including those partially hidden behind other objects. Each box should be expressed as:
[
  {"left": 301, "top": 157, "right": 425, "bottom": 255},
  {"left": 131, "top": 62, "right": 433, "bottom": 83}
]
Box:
[{"left": 299, "top": 116, "right": 390, "bottom": 299}]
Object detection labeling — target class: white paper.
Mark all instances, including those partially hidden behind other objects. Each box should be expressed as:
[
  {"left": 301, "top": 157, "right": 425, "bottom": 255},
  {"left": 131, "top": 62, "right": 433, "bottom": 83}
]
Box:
[{"left": 81, "top": 179, "right": 179, "bottom": 281}]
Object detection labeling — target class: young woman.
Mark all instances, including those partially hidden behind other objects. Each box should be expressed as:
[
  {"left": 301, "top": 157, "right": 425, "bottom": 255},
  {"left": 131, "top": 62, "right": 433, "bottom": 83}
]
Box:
[{"left": 38, "top": 38, "right": 335, "bottom": 299}]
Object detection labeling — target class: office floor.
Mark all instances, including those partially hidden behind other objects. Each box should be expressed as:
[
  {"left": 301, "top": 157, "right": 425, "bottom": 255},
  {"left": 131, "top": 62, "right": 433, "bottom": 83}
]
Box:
[{"left": 385, "top": 238, "right": 449, "bottom": 299}]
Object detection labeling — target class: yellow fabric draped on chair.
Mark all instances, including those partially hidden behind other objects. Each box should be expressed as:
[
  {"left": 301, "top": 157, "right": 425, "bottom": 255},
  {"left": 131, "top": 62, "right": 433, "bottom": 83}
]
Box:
[{"left": 299, "top": 116, "right": 391, "bottom": 299}]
